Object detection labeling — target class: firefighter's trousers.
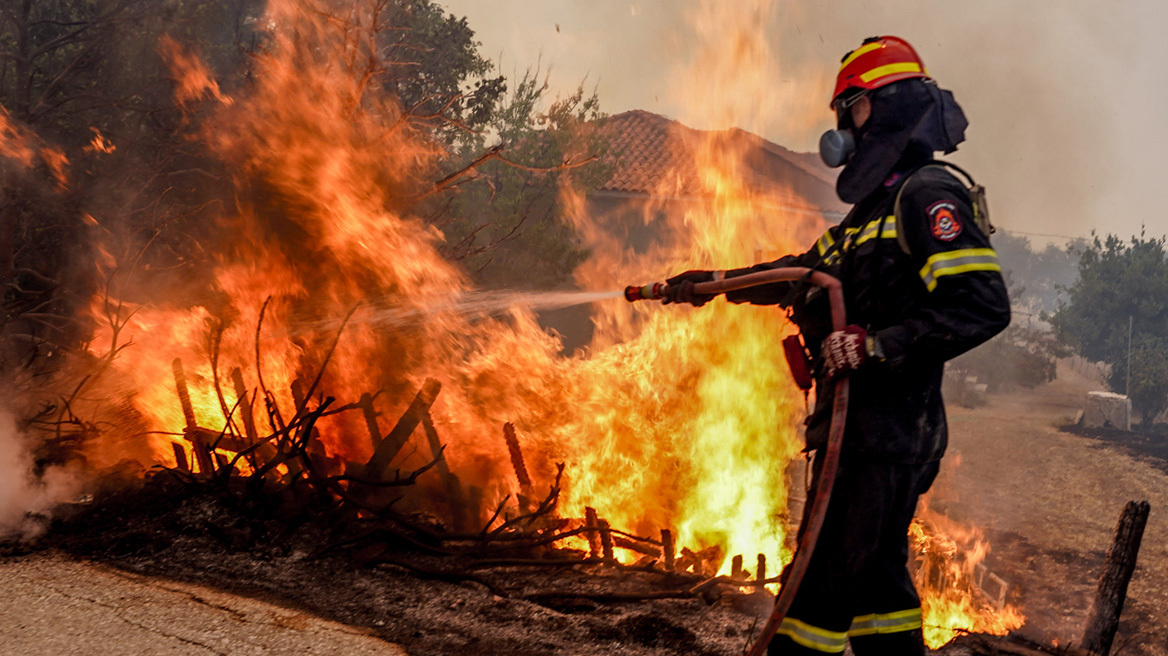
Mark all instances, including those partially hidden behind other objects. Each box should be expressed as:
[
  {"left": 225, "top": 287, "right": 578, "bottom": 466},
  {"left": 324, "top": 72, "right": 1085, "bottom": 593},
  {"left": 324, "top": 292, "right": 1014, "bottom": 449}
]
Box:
[{"left": 768, "top": 456, "right": 940, "bottom": 655}]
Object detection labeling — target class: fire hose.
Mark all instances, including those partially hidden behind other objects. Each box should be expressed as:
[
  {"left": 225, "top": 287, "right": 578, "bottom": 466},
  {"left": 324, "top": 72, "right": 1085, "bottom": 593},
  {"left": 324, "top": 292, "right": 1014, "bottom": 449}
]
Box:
[{"left": 625, "top": 268, "right": 847, "bottom": 656}]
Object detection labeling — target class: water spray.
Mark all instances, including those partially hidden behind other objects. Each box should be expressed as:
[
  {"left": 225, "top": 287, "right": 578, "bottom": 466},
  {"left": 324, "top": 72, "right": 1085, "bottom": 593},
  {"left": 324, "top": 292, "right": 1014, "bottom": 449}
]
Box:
[{"left": 292, "top": 289, "right": 626, "bottom": 335}]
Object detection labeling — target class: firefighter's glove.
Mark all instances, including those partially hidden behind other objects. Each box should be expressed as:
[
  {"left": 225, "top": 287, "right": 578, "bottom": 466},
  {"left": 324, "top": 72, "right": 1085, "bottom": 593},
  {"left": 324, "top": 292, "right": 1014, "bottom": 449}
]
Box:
[
  {"left": 821, "top": 325, "right": 869, "bottom": 379},
  {"left": 663, "top": 270, "right": 717, "bottom": 307}
]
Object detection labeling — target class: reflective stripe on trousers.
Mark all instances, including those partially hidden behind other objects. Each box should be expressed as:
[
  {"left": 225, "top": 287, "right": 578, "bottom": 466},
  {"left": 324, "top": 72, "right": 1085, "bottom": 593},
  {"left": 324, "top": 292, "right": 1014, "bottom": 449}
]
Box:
[
  {"left": 775, "top": 608, "right": 922, "bottom": 653},
  {"left": 775, "top": 617, "right": 848, "bottom": 653},
  {"left": 847, "top": 607, "right": 922, "bottom": 636}
]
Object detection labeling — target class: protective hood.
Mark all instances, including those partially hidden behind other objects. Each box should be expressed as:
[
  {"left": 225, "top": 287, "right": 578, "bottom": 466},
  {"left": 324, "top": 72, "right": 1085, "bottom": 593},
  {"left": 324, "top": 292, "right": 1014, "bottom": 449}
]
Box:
[{"left": 836, "top": 79, "right": 968, "bottom": 203}]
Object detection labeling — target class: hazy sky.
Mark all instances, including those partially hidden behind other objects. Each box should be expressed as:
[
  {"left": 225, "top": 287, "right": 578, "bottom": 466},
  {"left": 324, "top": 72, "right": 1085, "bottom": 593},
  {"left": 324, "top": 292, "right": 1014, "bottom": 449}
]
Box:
[{"left": 441, "top": 0, "right": 1168, "bottom": 245}]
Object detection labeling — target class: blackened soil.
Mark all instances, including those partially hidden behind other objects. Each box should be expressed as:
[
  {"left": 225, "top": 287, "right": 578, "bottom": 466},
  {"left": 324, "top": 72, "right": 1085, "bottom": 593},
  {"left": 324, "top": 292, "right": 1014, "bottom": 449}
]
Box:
[
  {"left": 5, "top": 475, "right": 766, "bottom": 656},
  {"left": 1061, "top": 424, "right": 1168, "bottom": 476}
]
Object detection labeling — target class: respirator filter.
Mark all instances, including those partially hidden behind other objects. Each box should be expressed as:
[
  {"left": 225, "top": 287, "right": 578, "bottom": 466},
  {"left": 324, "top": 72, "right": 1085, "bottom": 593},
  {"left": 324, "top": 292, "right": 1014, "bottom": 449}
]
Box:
[{"left": 819, "top": 129, "right": 856, "bottom": 168}]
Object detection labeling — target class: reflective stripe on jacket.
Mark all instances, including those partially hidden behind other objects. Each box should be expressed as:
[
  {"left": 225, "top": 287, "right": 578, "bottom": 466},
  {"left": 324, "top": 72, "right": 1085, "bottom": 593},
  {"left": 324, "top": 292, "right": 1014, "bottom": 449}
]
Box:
[{"left": 724, "top": 163, "right": 1010, "bottom": 462}]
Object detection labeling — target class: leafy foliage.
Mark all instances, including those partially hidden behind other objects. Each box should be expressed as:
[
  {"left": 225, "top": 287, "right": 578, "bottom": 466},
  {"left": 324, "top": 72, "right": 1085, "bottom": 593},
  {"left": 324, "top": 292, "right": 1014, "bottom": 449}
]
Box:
[
  {"left": 1050, "top": 233, "right": 1168, "bottom": 424},
  {"left": 993, "top": 231, "right": 1082, "bottom": 315},
  {"left": 430, "top": 70, "right": 612, "bottom": 287},
  {"left": 381, "top": 0, "right": 506, "bottom": 144},
  {"left": 0, "top": 0, "right": 604, "bottom": 377},
  {"left": 948, "top": 323, "right": 1065, "bottom": 394}
]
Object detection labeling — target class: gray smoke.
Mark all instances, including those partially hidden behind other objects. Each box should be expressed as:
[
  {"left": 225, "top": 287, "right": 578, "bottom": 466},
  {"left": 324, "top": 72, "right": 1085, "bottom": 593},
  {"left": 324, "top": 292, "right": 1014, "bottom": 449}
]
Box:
[
  {"left": 440, "top": 0, "right": 1168, "bottom": 242},
  {"left": 0, "top": 405, "right": 82, "bottom": 539}
]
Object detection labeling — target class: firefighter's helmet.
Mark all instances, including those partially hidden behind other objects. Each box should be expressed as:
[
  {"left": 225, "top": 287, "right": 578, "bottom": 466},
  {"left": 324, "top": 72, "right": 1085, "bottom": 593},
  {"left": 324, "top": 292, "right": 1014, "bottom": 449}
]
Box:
[{"left": 831, "top": 36, "right": 930, "bottom": 110}]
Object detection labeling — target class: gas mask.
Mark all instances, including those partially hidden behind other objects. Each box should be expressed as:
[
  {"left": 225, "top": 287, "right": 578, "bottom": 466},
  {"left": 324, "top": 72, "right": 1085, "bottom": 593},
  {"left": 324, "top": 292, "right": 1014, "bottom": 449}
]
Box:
[
  {"left": 829, "top": 79, "right": 969, "bottom": 204},
  {"left": 820, "top": 90, "right": 867, "bottom": 168},
  {"left": 819, "top": 129, "right": 856, "bottom": 168}
]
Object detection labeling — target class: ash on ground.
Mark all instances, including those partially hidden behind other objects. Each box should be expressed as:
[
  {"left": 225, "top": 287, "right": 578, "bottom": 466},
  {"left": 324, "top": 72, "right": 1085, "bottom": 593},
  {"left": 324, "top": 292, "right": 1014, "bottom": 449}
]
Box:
[{"left": 5, "top": 475, "right": 772, "bottom": 656}]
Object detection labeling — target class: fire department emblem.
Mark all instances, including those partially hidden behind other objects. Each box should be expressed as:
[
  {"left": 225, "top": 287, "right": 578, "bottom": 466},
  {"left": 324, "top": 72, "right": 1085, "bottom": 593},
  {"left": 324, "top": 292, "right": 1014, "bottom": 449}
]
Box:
[{"left": 928, "top": 201, "right": 962, "bottom": 241}]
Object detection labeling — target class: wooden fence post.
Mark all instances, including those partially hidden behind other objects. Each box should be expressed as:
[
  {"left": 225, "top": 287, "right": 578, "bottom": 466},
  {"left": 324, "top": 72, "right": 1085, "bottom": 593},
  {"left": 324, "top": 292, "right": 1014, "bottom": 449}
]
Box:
[{"left": 1081, "top": 500, "right": 1150, "bottom": 656}]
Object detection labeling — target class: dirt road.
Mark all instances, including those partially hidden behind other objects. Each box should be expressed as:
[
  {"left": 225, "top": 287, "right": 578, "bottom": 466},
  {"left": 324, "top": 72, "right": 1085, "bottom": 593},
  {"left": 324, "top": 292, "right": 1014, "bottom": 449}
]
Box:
[
  {"left": 0, "top": 552, "right": 408, "bottom": 656},
  {"left": 933, "top": 362, "right": 1168, "bottom": 655}
]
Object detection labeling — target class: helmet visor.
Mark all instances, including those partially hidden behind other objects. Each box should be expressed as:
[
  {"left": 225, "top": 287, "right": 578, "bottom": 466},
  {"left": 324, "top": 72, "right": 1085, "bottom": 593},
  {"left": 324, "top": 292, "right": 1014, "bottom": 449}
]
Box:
[{"left": 832, "top": 90, "right": 867, "bottom": 129}]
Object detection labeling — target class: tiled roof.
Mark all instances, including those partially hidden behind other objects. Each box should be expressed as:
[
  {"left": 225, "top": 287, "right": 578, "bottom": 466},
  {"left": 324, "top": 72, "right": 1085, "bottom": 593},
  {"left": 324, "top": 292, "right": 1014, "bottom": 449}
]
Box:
[{"left": 596, "top": 110, "right": 846, "bottom": 214}]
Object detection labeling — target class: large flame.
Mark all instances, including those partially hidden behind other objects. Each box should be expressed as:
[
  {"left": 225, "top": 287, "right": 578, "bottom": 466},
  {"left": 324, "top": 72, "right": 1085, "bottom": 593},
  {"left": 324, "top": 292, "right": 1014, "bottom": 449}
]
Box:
[
  {"left": 30, "top": 0, "right": 1025, "bottom": 642},
  {"left": 84, "top": 0, "right": 820, "bottom": 574}
]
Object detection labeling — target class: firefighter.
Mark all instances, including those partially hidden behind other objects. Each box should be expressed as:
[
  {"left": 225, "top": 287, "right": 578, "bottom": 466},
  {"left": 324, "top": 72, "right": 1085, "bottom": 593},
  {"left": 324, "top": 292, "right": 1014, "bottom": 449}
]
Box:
[{"left": 665, "top": 36, "right": 1010, "bottom": 655}]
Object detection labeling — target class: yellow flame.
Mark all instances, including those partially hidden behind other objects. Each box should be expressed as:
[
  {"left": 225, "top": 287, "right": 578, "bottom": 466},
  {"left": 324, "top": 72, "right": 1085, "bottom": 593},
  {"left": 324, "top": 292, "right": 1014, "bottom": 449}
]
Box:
[
  {"left": 73, "top": 6, "right": 1031, "bottom": 641},
  {"left": 911, "top": 509, "right": 1026, "bottom": 648}
]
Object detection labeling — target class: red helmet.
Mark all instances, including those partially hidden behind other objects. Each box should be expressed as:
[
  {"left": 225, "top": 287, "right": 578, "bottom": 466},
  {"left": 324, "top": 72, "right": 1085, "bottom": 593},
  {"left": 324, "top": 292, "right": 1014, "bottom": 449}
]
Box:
[{"left": 831, "top": 36, "right": 930, "bottom": 109}]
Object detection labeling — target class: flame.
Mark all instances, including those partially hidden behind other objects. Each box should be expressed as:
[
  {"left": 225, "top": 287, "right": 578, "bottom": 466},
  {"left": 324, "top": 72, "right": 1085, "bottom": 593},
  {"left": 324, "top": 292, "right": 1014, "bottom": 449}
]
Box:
[
  {"left": 85, "top": 128, "right": 116, "bottom": 154},
  {"left": 157, "top": 35, "right": 234, "bottom": 108},
  {"left": 75, "top": 0, "right": 817, "bottom": 576},
  {"left": 0, "top": 108, "right": 68, "bottom": 187},
  {"left": 911, "top": 507, "right": 1026, "bottom": 648},
  {"left": 36, "top": 0, "right": 1027, "bottom": 637}
]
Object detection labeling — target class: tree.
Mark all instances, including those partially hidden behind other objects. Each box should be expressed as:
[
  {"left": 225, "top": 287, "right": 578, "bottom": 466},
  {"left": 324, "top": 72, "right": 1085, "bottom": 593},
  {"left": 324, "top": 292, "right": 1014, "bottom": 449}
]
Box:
[
  {"left": 1050, "top": 233, "right": 1168, "bottom": 425},
  {"left": 428, "top": 69, "right": 611, "bottom": 287},
  {"left": 0, "top": 0, "right": 606, "bottom": 379},
  {"left": 993, "top": 230, "right": 1082, "bottom": 315},
  {"left": 948, "top": 322, "right": 1064, "bottom": 393}
]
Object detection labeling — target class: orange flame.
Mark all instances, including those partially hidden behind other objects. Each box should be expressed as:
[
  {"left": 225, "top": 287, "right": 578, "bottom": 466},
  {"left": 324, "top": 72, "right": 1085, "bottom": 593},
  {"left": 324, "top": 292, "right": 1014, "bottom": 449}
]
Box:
[
  {"left": 911, "top": 507, "right": 1026, "bottom": 648},
  {"left": 71, "top": 3, "right": 1029, "bottom": 640},
  {"left": 85, "top": 128, "right": 116, "bottom": 154},
  {"left": 0, "top": 108, "right": 68, "bottom": 188},
  {"left": 158, "top": 35, "right": 234, "bottom": 108}
]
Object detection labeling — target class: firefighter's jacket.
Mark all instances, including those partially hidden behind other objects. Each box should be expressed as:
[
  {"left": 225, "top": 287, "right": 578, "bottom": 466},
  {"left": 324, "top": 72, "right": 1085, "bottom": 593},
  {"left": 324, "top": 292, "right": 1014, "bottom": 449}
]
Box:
[{"left": 724, "top": 163, "right": 1011, "bottom": 463}]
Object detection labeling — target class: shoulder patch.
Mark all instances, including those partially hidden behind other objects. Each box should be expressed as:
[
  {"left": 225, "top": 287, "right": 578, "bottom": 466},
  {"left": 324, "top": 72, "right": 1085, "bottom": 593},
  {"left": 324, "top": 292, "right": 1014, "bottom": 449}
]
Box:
[{"left": 927, "top": 200, "right": 962, "bottom": 241}]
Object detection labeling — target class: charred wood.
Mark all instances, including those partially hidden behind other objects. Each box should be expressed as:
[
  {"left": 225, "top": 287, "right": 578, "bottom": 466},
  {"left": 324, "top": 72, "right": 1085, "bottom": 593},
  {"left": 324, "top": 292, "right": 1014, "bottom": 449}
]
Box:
[
  {"left": 1081, "top": 500, "right": 1150, "bottom": 656},
  {"left": 171, "top": 442, "right": 189, "bottom": 472},
  {"left": 599, "top": 519, "right": 615, "bottom": 564},
  {"left": 502, "top": 421, "right": 533, "bottom": 512},
  {"left": 231, "top": 367, "right": 276, "bottom": 466},
  {"left": 662, "top": 529, "right": 675, "bottom": 571},
  {"left": 949, "top": 633, "right": 1089, "bottom": 656},
  {"left": 421, "top": 410, "right": 466, "bottom": 531},
  {"left": 584, "top": 507, "right": 602, "bottom": 558},
  {"left": 613, "top": 535, "right": 661, "bottom": 558},
  {"left": 357, "top": 392, "right": 382, "bottom": 450},
  {"left": 172, "top": 357, "right": 197, "bottom": 430},
  {"left": 364, "top": 378, "right": 441, "bottom": 481}
]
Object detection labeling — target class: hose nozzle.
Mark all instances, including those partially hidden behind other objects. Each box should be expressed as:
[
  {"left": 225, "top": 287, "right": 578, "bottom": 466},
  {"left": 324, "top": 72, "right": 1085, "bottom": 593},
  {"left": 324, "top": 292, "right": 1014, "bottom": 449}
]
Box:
[{"left": 624, "top": 282, "right": 667, "bottom": 302}]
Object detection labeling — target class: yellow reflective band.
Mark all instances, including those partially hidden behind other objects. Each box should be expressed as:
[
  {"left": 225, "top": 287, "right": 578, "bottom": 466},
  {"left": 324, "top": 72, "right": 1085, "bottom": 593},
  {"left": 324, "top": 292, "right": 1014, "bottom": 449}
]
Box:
[
  {"left": 776, "top": 617, "right": 848, "bottom": 653},
  {"left": 815, "top": 230, "right": 835, "bottom": 256},
  {"left": 859, "top": 62, "right": 922, "bottom": 83},
  {"left": 839, "top": 42, "right": 883, "bottom": 71},
  {"left": 851, "top": 216, "right": 898, "bottom": 248},
  {"left": 848, "top": 608, "right": 923, "bottom": 637},
  {"left": 919, "top": 247, "right": 1001, "bottom": 292}
]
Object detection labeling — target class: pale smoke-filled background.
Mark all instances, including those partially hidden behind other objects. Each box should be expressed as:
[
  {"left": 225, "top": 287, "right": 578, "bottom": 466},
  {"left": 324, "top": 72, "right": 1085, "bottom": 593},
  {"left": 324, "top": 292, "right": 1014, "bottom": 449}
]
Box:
[{"left": 443, "top": 0, "right": 1167, "bottom": 244}]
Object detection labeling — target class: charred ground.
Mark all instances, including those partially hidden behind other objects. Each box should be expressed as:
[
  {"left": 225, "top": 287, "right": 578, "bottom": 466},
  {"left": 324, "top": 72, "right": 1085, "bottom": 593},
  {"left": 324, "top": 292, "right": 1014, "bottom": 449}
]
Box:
[
  {"left": 5, "top": 474, "right": 764, "bottom": 656},
  {"left": 4, "top": 360, "right": 1166, "bottom": 656}
]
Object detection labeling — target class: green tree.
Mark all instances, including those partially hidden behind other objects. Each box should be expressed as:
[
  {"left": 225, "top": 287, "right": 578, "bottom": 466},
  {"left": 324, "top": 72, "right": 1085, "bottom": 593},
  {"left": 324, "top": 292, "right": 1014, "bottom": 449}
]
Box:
[
  {"left": 993, "top": 231, "right": 1082, "bottom": 315},
  {"left": 0, "top": 0, "right": 605, "bottom": 373},
  {"left": 1050, "top": 233, "right": 1168, "bottom": 425},
  {"left": 429, "top": 69, "right": 611, "bottom": 287}
]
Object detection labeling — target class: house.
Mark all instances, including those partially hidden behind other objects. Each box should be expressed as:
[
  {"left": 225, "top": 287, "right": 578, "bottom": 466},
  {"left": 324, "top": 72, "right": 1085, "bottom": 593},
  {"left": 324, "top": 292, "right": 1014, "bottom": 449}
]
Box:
[
  {"left": 542, "top": 110, "right": 847, "bottom": 349},
  {"left": 593, "top": 109, "right": 846, "bottom": 225}
]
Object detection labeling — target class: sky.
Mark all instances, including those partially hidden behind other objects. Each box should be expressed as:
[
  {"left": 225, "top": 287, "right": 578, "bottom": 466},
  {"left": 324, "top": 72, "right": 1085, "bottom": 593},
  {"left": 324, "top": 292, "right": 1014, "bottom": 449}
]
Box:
[{"left": 440, "top": 0, "right": 1168, "bottom": 246}]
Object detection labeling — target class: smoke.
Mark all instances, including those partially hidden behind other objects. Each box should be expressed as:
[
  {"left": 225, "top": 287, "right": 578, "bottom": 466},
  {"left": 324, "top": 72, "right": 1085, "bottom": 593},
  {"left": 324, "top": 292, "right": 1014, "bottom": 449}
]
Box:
[
  {"left": 0, "top": 405, "right": 82, "bottom": 539},
  {"left": 440, "top": 0, "right": 1168, "bottom": 242}
]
